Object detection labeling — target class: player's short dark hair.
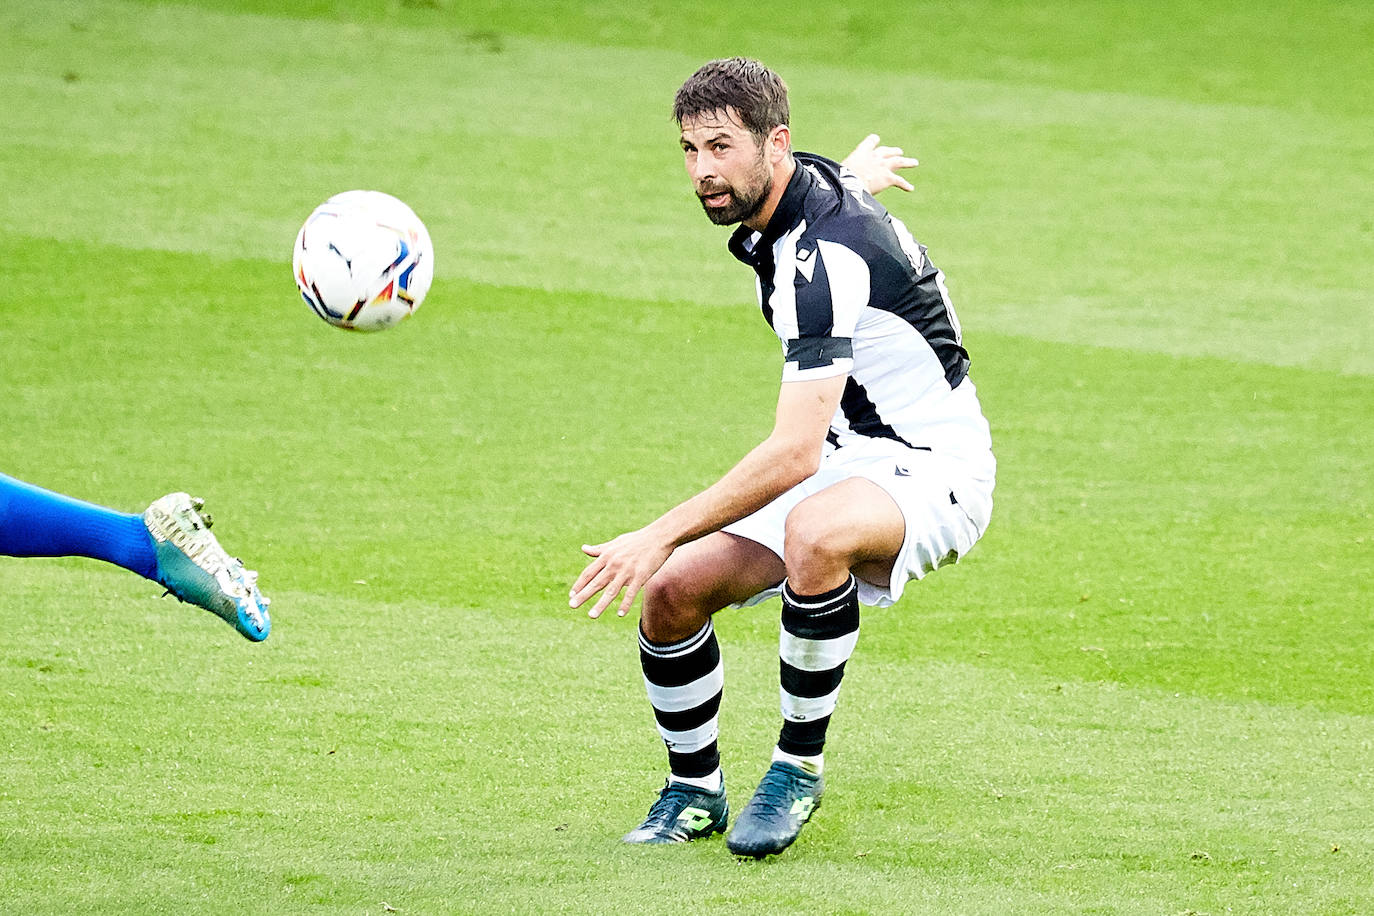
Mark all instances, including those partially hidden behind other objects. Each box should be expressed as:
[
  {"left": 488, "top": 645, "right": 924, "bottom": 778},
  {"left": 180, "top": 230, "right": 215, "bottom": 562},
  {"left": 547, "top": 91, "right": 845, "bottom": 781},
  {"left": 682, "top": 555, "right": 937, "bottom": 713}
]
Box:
[{"left": 673, "top": 57, "right": 789, "bottom": 140}]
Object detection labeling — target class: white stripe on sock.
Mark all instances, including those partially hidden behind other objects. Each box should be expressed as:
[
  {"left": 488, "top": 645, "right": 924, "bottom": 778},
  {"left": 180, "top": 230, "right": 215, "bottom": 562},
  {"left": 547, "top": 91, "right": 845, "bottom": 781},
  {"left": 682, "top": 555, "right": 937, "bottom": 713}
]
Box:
[
  {"left": 643, "top": 660, "right": 724, "bottom": 712},
  {"left": 780, "top": 628, "right": 859, "bottom": 672},
  {"left": 780, "top": 683, "right": 842, "bottom": 722},
  {"left": 669, "top": 769, "right": 723, "bottom": 793},
  {"left": 657, "top": 719, "right": 719, "bottom": 754}
]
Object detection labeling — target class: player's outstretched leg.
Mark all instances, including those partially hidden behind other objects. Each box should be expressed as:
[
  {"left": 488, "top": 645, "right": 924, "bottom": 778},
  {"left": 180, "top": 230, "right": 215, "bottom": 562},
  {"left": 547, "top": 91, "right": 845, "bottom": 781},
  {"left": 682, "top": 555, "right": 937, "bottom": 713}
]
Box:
[
  {"left": 726, "top": 759, "right": 823, "bottom": 858},
  {"left": 0, "top": 471, "right": 160, "bottom": 578},
  {"left": 143, "top": 492, "right": 271, "bottom": 642}
]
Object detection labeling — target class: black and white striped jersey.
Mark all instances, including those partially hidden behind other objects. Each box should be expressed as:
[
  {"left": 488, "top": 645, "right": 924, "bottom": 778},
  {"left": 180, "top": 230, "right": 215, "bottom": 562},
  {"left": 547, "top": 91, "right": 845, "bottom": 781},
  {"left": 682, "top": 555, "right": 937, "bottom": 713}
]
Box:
[{"left": 728, "top": 152, "right": 994, "bottom": 474}]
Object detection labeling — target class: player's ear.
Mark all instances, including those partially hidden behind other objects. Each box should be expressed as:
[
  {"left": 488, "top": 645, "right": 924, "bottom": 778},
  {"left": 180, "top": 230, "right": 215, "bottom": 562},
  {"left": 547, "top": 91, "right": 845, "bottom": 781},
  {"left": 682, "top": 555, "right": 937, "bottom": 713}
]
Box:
[{"left": 768, "top": 124, "right": 791, "bottom": 163}]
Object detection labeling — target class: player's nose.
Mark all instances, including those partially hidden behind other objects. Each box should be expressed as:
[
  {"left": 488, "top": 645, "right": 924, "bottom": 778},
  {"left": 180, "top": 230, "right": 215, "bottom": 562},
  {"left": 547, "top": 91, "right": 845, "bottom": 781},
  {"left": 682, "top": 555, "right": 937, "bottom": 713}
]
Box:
[{"left": 687, "top": 152, "right": 717, "bottom": 183}]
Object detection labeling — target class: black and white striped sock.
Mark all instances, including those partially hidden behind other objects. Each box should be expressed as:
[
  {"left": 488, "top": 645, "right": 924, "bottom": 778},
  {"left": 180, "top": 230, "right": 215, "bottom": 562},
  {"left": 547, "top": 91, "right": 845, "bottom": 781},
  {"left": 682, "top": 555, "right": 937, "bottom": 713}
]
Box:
[
  {"left": 639, "top": 620, "right": 724, "bottom": 782},
  {"left": 777, "top": 576, "right": 860, "bottom": 762}
]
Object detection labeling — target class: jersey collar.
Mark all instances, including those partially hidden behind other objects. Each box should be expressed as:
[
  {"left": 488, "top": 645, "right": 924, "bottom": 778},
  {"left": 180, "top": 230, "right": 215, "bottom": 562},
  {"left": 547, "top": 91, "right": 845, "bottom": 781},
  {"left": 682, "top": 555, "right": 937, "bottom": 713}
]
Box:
[{"left": 727, "top": 156, "right": 812, "bottom": 266}]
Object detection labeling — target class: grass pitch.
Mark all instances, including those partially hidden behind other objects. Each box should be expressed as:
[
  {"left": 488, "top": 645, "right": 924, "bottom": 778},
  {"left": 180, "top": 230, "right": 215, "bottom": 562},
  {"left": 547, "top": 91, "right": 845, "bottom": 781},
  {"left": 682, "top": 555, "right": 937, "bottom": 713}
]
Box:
[{"left": 2, "top": 1, "right": 1371, "bottom": 913}]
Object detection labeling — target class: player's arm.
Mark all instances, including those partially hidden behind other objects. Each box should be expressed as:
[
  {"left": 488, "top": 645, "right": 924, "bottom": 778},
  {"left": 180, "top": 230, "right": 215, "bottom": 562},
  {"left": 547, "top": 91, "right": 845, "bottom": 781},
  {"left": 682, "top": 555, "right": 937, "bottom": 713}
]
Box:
[
  {"left": 570, "top": 374, "right": 846, "bottom": 619},
  {"left": 841, "top": 133, "right": 918, "bottom": 194}
]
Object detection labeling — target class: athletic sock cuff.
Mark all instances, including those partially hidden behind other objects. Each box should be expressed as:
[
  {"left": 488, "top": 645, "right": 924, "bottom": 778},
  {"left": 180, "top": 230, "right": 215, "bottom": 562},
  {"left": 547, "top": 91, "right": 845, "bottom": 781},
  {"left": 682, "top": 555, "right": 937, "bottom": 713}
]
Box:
[
  {"left": 782, "top": 575, "right": 857, "bottom": 607},
  {"left": 638, "top": 620, "right": 714, "bottom": 658}
]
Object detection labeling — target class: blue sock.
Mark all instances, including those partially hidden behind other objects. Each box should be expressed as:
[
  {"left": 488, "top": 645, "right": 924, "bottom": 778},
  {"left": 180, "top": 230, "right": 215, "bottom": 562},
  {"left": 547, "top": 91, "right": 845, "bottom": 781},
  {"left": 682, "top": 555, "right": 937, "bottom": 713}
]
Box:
[{"left": 0, "top": 472, "right": 159, "bottom": 581}]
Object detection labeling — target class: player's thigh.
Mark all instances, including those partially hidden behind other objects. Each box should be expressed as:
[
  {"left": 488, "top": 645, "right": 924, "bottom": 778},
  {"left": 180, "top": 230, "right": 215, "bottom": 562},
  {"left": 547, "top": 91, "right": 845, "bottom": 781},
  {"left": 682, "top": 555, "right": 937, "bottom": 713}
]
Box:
[
  {"left": 642, "top": 532, "right": 785, "bottom": 639},
  {"left": 784, "top": 477, "right": 906, "bottom": 576}
]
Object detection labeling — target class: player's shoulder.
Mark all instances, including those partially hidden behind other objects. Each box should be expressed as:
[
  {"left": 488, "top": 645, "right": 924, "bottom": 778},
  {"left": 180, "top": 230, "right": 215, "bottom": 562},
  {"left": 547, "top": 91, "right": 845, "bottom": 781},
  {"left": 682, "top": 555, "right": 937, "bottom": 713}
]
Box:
[
  {"left": 794, "top": 153, "right": 899, "bottom": 256},
  {"left": 795, "top": 153, "right": 884, "bottom": 220},
  {"left": 794, "top": 153, "right": 858, "bottom": 211}
]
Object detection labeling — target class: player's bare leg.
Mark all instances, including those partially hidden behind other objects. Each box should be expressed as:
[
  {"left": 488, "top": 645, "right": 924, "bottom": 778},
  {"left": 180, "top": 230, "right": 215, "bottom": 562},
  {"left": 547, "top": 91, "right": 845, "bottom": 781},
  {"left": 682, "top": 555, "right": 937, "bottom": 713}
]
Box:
[
  {"left": 640, "top": 532, "right": 786, "bottom": 642},
  {"left": 623, "top": 533, "right": 785, "bottom": 844},
  {"left": 729, "top": 478, "right": 904, "bottom": 858},
  {"left": 781, "top": 477, "right": 905, "bottom": 596}
]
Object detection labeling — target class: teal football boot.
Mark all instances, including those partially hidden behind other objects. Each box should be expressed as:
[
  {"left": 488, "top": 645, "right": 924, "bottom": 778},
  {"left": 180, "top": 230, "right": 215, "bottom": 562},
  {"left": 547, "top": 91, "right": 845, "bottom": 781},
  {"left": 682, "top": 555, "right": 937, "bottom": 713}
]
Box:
[
  {"left": 623, "top": 778, "right": 729, "bottom": 844},
  {"left": 726, "top": 762, "right": 823, "bottom": 858},
  {"left": 144, "top": 492, "right": 270, "bottom": 641}
]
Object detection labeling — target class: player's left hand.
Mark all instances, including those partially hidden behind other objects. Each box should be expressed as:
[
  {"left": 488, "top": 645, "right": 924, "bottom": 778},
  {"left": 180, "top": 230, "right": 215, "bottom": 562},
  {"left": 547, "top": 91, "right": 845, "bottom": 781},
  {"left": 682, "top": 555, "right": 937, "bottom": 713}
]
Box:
[
  {"left": 569, "top": 528, "right": 674, "bottom": 619},
  {"left": 841, "top": 133, "right": 918, "bottom": 195}
]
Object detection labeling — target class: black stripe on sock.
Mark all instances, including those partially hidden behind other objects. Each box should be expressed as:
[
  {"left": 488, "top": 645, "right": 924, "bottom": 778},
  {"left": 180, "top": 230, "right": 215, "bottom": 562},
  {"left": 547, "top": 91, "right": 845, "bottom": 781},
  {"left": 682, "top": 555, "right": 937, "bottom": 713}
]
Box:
[
  {"left": 668, "top": 748, "right": 720, "bottom": 779},
  {"left": 782, "top": 576, "right": 855, "bottom": 607},
  {"left": 778, "top": 717, "right": 831, "bottom": 757},
  {"left": 639, "top": 627, "right": 720, "bottom": 688},
  {"left": 652, "top": 694, "right": 723, "bottom": 734},
  {"left": 781, "top": 596, "right": 859, "bottom": 641},
  {"left": 780, "top": 660, "right": 847, "bottom": 699}
]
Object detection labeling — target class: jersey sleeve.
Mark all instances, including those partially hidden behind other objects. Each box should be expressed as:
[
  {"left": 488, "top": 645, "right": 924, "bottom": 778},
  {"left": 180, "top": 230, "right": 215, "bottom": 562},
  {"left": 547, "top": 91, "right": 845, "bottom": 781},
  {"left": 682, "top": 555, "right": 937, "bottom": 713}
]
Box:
[{"left": 781, "top": 239, "right": 870, "bottom": 382}]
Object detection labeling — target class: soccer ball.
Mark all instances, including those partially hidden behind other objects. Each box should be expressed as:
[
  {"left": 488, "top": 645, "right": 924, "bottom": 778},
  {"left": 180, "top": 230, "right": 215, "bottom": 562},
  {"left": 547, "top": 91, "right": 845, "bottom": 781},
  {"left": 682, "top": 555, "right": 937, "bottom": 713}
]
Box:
[{"left": 292, "top": 190, "right": 434, "bottom": 332}]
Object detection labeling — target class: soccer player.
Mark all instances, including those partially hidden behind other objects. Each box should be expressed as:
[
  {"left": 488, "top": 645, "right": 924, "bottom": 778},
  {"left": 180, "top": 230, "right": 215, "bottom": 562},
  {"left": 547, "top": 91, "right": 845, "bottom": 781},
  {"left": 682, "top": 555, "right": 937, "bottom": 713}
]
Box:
[
  {"left": 570, "top": 57, "right": 995, "bottom": 857},
  {"left": 0, "top": 472, "right": 271, "bottom": 641}
]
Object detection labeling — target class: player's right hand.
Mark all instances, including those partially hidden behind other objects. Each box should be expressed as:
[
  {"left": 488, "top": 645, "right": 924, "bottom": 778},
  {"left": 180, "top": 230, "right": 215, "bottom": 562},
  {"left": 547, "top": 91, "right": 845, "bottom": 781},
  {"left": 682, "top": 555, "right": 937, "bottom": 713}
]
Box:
[{"left": 569, "top": 527, "right": 674, "bottom": 619}]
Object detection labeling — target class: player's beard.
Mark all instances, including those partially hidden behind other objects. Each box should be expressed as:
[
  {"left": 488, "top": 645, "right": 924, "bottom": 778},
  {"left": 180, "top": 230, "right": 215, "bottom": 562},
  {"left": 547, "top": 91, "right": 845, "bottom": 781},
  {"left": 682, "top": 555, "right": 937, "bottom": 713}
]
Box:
[{"left": 697, "top": 149, "right": 773, "bottom": 226}]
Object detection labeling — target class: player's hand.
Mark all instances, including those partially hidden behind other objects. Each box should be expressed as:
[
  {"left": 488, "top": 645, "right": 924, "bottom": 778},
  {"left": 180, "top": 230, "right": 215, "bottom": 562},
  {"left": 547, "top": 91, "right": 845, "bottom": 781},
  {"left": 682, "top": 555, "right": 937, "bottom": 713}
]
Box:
[
  {"left": 569, "top": 527, "right": 674, "bottom": 619},
  {"left": 841, "top": 133, "right": 918, "bottom": 195}
]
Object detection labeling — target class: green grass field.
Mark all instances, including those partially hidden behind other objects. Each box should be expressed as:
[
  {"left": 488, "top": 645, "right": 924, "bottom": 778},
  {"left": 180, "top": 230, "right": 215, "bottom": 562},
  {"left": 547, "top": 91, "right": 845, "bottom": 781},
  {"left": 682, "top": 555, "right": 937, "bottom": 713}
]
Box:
[{"left": 2, "top": 1, "right": 1371, "bottom": 913}]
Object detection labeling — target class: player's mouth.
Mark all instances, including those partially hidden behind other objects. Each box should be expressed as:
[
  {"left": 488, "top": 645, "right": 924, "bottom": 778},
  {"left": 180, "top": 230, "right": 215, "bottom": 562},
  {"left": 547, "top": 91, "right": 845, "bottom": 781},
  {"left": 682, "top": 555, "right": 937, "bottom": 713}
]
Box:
[{"left": 699, "top": 188, "right": 732, "bottom": 208}]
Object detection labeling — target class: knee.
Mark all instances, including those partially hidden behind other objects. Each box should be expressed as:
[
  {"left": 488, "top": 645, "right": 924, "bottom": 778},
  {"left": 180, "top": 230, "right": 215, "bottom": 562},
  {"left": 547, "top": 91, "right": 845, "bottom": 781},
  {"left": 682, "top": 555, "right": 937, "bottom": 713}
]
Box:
[
  {"left": 641, "top": 569, "right": 708, "bottom": 643},
  {"left": 641, "top": 572, "right": 683, "bottom": 617},
  {"left": 782, "top": 504, "right": 849, "bottom": 577}
]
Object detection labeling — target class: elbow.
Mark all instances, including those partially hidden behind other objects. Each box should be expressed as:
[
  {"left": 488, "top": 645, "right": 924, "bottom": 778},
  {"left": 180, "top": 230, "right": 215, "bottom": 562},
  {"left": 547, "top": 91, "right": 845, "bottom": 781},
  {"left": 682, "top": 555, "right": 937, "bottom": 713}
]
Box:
[{"left": 777, "top": 441, "right": 822, "bottom": 485}]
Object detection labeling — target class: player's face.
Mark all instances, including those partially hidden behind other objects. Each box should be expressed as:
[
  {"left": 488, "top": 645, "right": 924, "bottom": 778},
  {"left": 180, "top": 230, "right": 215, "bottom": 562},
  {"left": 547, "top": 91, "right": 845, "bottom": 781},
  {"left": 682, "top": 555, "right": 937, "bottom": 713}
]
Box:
[{"left": 680, "top": 109, "right": 775, "bottom": 227}]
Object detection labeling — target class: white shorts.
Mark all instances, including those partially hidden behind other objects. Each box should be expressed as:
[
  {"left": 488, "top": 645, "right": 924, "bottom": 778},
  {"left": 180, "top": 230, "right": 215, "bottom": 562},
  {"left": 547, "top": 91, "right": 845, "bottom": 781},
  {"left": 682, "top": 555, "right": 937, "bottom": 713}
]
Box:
[{"left": 723, "top": 439, "right": 994, "bottom": 608}]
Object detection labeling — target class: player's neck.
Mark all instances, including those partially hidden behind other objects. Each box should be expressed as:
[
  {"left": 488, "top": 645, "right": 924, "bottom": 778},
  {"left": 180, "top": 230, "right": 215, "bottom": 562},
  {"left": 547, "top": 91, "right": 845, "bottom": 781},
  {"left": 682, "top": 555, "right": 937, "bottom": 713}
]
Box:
[{"left": 743, "top": 156, "right": 796, "bottom": 233}]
